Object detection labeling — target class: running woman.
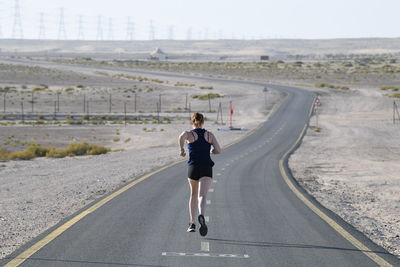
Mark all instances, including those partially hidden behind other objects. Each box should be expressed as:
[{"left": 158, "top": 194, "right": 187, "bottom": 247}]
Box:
[{"left": 178, "top": 112, "right": 221, "bottom": 236}]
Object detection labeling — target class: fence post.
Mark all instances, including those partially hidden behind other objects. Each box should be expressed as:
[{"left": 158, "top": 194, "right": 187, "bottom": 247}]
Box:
[
  {"left": 109, "top": 93, "right": 112, "bottom": 113},
  {"left": 31, "top": 90, "right": 34, "bottom": 113},
  {"left": 3, "top": 92, "right": 6, "bottom": 113},
  {"left": 208, "top": 94, "right": 211, "bottom": 112},
  {"left": 394, "top": 100, "right": 400, "bottom": 124},
  {"left": 394, "top": 101, "right": 396, "bottom": 124},
  {"left": 134, "top": 93, "right": 137, "bottom": 113},
  {"left": 156, "top": 101, "right": 160, "bottom": 123},
  {"left": 54, "top": 101, "right": 57, "bottom": 121},
  {"left": 188, "top": 102, "right": 191, "bottom": 120},
  {"left": 124, "top": 102, "right": 127, "bottom": 127},
  {"left": 57, "top": 92, "right": 60, "bottom": 112},
  {"left": 159, "top": 94, "right": 162, "bottom": 112},
  {"left": 21, "top": 102, "right": 24, "bottom": 124}
]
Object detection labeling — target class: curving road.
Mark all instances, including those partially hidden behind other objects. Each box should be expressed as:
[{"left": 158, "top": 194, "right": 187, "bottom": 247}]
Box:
[{"left": 2, "top": 65, "right": 399, "bottom": 266}]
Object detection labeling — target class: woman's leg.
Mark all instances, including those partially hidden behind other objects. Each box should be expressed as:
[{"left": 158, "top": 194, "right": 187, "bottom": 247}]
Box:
[
  {"left": 187, "top": 178, "right": 199, "bottom": 224},
  {"left": 198, "top": 176, "right": 212, "bottom": 215}
]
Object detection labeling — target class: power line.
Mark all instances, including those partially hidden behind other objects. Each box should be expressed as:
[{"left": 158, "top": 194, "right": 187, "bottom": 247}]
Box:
[
  {"left": 12, "top": 0, "right": 23, "bottom": 39},
  {"left": 57, "top": 8, "right": 67, "bottom": 40},
  {"left": 38, "top": 12, "right": 45, "bottom": 39}
]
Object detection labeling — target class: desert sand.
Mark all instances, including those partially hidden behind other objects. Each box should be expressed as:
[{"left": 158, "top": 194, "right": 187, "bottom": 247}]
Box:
[{"left": 289, "top": 86, "right": 400, "bottom": 257}]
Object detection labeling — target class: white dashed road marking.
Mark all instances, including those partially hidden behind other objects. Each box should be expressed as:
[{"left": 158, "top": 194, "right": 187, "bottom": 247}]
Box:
[
  {"left": 205, "top": 216, "right": 209, "bottom": 222},
  {"left": 208, "top": 188, "right": 214, "bottom": 193},
  {"left": 201, "top": 241, "right": 210, "bottom": 252},
  {"left": 206, "top": 200, "right": 211, "bottom": 205},
  {"left": 162, "top": 252, "right": 250, "bottom": 258}
]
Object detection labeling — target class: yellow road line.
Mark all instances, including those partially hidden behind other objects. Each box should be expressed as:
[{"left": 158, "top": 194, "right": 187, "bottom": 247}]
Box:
[
  {"left": 4, "top": 160, "right": 184, "bottom": 267},
  {"left": 279, "top": 99, "right": 393, "bottom": 267}
]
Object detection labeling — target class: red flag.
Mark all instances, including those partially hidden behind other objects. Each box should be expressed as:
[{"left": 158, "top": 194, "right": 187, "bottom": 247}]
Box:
[{"left": 230, "top": 101, "right": 233, "bottom": 115}]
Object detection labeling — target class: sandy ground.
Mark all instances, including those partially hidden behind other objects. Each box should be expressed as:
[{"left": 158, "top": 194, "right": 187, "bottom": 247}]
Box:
[
  {"left": 289, "top": 86, "right": 400, "bottom": 257},
  {"left": 0, "top": 66, "right": 285, "bottom": 259}
]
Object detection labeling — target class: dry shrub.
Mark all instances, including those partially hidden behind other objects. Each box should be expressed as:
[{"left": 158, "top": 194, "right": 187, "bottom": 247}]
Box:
[
  {"left": 0, "top": 148, "right": 9, "bottom": 160},
  {"left": 192, "top": 93, "right": 222, "bottom": 100},
  {"left": 391, "top": 93, "right": 400, "bottom": 98},
  {"left": 8, "top": 142, "right": 51, "bottom": 160},
  {"left": 87, "top": 144, "right": 110, "bottom": 155},
  {"left": 47, "top": 142, "right": 110, "bottom": 158},
  {"left": 6, "top": 142, "right": 110, "bottom": 160}
]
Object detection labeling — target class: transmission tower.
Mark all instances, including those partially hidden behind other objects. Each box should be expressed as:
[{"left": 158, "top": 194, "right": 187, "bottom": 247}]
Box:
[
  {"left": 12, "top": 0, "right": 23, "bottom": 39},
  {"left": 186, "top": 27, "right": 192, "bottom": 40},
  {"left": 168, "top": 25, "right": 175, "bottom": 40},
  {"left": 149, "top": 20, "right": 155, "bottom": 40},
  {"left": 38, "top": 12, "right": 46, "bottom": 39},
  {"left": 96, "top": 16, "right": 103, "bottom": 40},
  {"left": 77, "top": 15, "right": 84, "bottom": 40},
  {"left": 204, "top": 28, "right": 209, "bottom": 40},
  {"left": 57, "top": 8, "right": 67, "bottom": 40},
  {"left": 218, "top": 30, "right": 223, "bottom": 40},
  {"left": 126, "top": 17, "right": 135, "bottom": 40},
  {"left": 107, "top": 17, "right": 114, "bottom": 40}
]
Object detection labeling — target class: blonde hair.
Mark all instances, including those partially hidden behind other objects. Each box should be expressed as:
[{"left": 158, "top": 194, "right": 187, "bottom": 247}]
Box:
[{"left": 191, "top": 112, "right": 204, "bottom": 127}]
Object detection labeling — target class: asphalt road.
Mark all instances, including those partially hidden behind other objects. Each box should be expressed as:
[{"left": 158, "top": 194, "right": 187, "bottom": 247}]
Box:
[{"left": 2, "top": 64, "right": 399, "bottom": 266}]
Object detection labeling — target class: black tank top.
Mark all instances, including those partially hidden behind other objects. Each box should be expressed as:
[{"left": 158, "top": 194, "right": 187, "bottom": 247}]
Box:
[{"left": 187, "top": 128, "right": 214, "bottom": 166}]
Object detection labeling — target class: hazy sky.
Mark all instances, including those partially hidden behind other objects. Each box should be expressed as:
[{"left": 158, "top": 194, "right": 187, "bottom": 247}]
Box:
[{"left": 1, "top": 0, "right": 399, "bottom": 40}]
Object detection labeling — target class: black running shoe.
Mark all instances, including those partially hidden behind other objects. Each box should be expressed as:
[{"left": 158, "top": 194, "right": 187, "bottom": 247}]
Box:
[
  {"left": 187, "top": 223, "right": 196, "bottom": 232},
  {"left": 198, "top": 214, "right": 208, "bottom": 236}
]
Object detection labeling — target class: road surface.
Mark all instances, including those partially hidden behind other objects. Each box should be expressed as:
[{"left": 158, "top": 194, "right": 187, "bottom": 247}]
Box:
[{"left": 2, "top": 64, "right": 398, "bottom": 267}]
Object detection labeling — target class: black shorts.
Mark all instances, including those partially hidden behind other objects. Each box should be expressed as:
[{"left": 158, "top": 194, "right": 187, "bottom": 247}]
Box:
[{"left": 188, "top": 163, "right": 213, "bottom": 180}]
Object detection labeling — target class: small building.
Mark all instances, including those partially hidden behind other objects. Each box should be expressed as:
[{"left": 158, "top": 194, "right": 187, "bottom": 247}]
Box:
[
  {"left": 150, "top": 48, "right": 167, "bottom": 61},
  {"left": 260, "top": 55, "right": 269, "bottom": 61}
]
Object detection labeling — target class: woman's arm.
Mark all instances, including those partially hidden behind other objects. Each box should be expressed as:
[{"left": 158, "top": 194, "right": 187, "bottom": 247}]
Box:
[
  {"left": 209, "top": 132, "right": 222, "bottom": 154},
  {"left": 178, "top": 131, "right": 188, "bottom": 157}
]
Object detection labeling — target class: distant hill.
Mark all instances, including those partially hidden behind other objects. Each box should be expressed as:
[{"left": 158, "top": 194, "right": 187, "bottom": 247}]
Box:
[{"left": 1, "top": 38, "right": 400, "bottom": 60}]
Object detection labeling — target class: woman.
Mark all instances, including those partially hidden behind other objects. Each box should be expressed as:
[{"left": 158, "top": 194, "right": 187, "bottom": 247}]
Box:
[{"left": 178, "top": 112, "right": 221, "bottom": 236}]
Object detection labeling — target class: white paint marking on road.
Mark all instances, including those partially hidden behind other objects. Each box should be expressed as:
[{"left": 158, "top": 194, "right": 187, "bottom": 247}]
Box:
[
  {"left": 201, "top": 241, "right": 210, "bottom": 252},
  {"left": 162, "top": 252, "right": 250, "bottom": 259},
  {"left": 205, "top": 216, "right": 209, "bottom": 222},
  {"left": 208, "top": 188, "right": 214, "bottom": 193},
  {"left": 221, "top": 168, "right": 225, "bottom": 171},
  {"left": 212, "top": 180, "right": 217, "bottom": 183},
  {"left": 217, "top": 173, "right": 221, "bottom": 176},
  {"left": 206, "top": 200, "right": 211, "bottom": 205}
]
